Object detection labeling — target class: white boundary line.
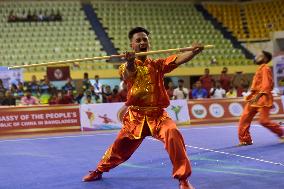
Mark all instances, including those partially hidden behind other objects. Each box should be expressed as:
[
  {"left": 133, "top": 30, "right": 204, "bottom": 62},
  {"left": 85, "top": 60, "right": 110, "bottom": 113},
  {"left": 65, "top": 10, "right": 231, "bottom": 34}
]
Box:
[
  {"left": 1, "top": 126, "right": 284, "bottom": 167},
  {"left": 0, "top": 132, "right": 118, "bottom": 143},
  {"left": 0, "top": 125, "right": 235, "bottom": 142},
  {"left": 179, "top": 125, "right": 263, "bottom": 131},
  {"left": 147, "top": 138, "right": 284, "bottom": 167},
  {"left": 0, "top": 125, "right": 268, "bottom": 143},
  {"left": 179, "top": 125, "right": 237, "bottom": 130},
  {"left": 185, "top": 144, "right": 284, "bottom": 167}
]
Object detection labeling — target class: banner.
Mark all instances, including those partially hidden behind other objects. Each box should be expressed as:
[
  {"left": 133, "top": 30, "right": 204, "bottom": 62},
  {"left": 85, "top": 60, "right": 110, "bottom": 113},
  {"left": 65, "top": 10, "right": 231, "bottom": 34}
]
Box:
[
  {"left": 80, "top": 102, "right": 125, "bottom": 131},
  {"left": 80, "top": 100, "right": 190, "bottom": 131},
  {"left": 281, "top": 96, "right": 284, "bottom": 111},
  {"left": 273, "top": 55, "right": 284, "bottom": 92},
  {"left": 165, "top": 99, "right": 190, "bottom": 125},
  {"left": 0, "top": 105, "right": 81, "bottom": 135},
  {"left": 188, "top": 97, "right": 284, "bottom": 125},
  {"left": 0, "top": 66, "right": 23, "bottom": 89},
  {"left": 47, "top": 66, "right": 70, "bottom": 81}
]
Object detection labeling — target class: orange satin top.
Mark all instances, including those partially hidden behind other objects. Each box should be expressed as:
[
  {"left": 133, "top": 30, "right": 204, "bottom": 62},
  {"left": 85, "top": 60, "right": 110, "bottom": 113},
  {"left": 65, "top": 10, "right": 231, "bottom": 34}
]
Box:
[
  {"left": 118, "top": 55, "right": 178, "bottom": 139},
  {"left": 119, "top": 55, "right": 178, "bottom": 108},
  {"left": 246, "top": 64, "right": 273, "bottom": 107}
]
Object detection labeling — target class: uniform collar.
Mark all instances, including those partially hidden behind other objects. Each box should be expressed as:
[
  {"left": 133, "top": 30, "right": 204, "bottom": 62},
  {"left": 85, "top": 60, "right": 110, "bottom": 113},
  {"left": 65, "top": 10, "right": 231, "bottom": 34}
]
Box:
[
  {"left": 135, "top": 57, "right": 152, "bottom": 66},
  {"left": 258, "top": 64, "right": 267, "bottom": 70}
]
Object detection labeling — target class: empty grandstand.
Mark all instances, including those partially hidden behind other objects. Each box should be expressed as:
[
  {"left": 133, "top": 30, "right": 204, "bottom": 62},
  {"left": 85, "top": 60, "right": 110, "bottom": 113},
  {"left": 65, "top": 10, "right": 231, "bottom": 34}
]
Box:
[
  {"left": 204, "top": 0, "right": 284, "bottom": 41},
  {"left": 0, "top": 0, "right": 109, "bottom": 72},
  {"left": 0, "top": 0, "right": 261, "bottom": 78},
  {"left": 92, "top": 0, "right": 249, "bottom": 67}
]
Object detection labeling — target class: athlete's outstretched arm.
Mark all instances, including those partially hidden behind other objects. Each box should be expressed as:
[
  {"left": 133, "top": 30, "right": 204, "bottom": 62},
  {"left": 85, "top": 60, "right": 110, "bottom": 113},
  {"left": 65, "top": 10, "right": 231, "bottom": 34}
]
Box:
[{"left": 175, "top": 43, "right": 204, "bottom": 66}]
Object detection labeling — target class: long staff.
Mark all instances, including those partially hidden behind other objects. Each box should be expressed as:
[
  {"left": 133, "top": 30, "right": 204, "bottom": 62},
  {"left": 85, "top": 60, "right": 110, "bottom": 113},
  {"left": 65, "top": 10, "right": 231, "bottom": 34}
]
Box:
[{"left": 8, "top": 45, "right": 214, "bottom": 69}]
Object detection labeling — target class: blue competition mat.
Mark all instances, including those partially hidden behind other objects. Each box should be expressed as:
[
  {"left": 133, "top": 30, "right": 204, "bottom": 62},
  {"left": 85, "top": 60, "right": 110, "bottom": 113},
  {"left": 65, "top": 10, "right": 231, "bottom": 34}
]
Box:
[{"left": 0, "top": 125, "right": 283, "bottom": 189}]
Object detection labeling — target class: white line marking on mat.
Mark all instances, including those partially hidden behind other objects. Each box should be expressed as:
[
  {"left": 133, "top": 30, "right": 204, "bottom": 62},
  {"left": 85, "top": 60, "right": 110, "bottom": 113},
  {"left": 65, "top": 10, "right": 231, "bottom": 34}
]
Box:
[
  {"left": 0, "top": 132, "right": 118, "bottom": 143},
  {"left": 185, "top": 145, "right": 284, "bottom": 167},
  {"left": 179, "top": 125, "right": 261, "bottom": 131},
  {"left": 0, "top": 125, "right": 264, "bottom": 143},
  {"left": 147, "top": 138, "right": 284, "bottom": 167}
]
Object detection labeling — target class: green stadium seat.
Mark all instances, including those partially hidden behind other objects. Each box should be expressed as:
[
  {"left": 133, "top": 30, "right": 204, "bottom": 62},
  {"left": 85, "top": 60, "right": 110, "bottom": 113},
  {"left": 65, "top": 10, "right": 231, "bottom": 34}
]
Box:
[{"left": 0, "top": 0, "right": 107, "bottom": 71}]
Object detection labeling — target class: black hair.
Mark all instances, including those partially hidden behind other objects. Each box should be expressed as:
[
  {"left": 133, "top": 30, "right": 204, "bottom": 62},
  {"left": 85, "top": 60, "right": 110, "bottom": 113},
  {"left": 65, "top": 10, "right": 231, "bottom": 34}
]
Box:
[
  {"left": 113, "top": 88, "right": 118, "bottom": 93},
  {"left": 262, "top": 50, "right": 272, "bottom": 62},
  {"left": 128, "top": 27, "right": 150, "bottom": 40},
  {"left": 178, "top": 79, "right": 184, "bottom": 83}
]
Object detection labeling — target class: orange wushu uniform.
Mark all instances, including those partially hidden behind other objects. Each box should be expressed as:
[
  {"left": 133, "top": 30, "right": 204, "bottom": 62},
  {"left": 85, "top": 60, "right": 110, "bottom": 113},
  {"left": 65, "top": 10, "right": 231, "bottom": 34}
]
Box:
[
  {"left": 238, "top": 64, "right": 283, "bottom": 143},
  {"left": 96, "top": 55, "right": 191, "bottom": 180}
]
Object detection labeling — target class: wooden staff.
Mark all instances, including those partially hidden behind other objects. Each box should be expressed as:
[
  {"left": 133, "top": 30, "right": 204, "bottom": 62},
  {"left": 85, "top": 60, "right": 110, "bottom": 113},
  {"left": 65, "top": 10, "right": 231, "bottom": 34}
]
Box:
[{"left": 8, "top": 45, "right": 214, "bottom": 69}]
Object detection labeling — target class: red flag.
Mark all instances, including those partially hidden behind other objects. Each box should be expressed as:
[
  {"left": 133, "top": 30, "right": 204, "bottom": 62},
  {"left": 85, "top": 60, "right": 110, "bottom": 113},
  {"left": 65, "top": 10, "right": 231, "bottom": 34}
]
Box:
[{"left": 47, "top": 66, "right": 70, "bottom": 81}]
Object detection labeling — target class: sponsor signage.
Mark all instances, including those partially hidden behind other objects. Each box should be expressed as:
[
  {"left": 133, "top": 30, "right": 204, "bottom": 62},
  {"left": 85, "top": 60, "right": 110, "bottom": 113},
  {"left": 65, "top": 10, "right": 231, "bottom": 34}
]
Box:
[
  {"left": 0, "top": 105, "right": 81, "bottom": 135},
  {"left": 273, "top": 55, "right": 284, "bottom": 92},
  {"left": 0, "top": 66, "right": 23, "bottom": 89},
  {"left": 188, "top": 97, "right": 284, "bottom": 125},
  {"left": 80, "top": 100, "right": 190, "bottom": 131}
]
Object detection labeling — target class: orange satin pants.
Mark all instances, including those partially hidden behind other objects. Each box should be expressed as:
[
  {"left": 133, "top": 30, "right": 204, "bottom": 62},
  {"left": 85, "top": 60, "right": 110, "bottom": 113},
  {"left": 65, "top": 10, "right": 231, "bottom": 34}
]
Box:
[
  {"left": 96, "top": 119, "right": 191, "bottom": 180},
  {"left": 238, "top": 103, "right": 283, "bottom": 143}
]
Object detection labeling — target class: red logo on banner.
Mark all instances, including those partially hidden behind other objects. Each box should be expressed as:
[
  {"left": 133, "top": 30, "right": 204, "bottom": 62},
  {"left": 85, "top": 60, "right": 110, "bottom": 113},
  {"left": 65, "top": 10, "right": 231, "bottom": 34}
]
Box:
[
  {"left": 47, "top": 66, "right": 70, "bottom": 81},
  {"left": 54, "top": 69, "right": 63, "bottom": 80}
]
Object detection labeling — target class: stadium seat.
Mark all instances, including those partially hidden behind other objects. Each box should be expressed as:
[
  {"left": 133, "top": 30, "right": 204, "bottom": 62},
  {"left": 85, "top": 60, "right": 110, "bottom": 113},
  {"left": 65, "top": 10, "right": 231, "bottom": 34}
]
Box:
[
  {"left": 92, "top": 0, "right": 248, "bottom": 66},
  {"left": 0, "top": 0, "right": 108, "bottom": 71},
  {"left": 204, "top": 0, "right": 284, "bottom": 41}
]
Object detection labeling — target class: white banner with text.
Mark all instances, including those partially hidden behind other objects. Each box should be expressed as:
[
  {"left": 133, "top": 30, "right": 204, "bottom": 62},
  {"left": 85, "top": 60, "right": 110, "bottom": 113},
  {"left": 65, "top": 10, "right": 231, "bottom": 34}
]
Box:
[{"left": 80, "top": 100, "right": 190, "bottom": 131}]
